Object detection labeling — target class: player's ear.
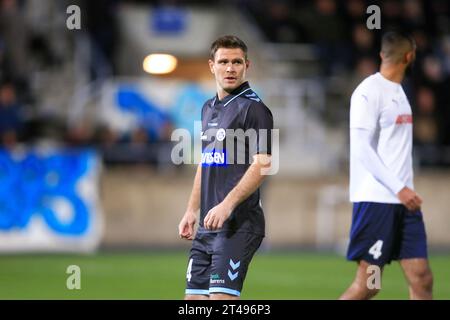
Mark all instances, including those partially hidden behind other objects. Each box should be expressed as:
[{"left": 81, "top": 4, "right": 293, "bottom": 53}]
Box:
[
  {"left": 400, "top": 52, "right": 408, "bottom": 65},
  {"left": 245, "top": 59, "right": 250, "bottom": 70},
  {"left": 379, "top": 51, "right": 384, "bottom": 61},
  {"left": 208, "top": 59, "right": 215, "bottom": 74},
  {"left": 405, "top": 51, "right": 414, "bottom": 64}
]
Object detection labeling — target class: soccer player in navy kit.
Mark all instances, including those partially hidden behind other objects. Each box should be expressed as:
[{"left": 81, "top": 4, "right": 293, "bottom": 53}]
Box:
[
  {"left": 340, "top": 31, "right": 433, "bottom": 300},
  {"left": 178, "top": 35, "right": 273, "bottom": 300}
]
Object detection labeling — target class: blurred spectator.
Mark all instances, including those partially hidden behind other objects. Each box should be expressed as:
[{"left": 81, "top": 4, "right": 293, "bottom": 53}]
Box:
[
  {"left": 345, "top": 55, "right": 378, "bottom": 102},
  {"left": 355, "top": 56, "right": 378, "bottom": 77},
  {"left": 97, "top": 125, "right": 120, "bottom": 148},
  {"left": 130, "top": 127, "right": 150, "bottom": 146},
  {"left": 350, "top": 23, "right": 378, "bottom": 66},
  {"left": 439, "top": 36, "right": 450, "bottom": 74},
  {"left": 429, "top": 0, "right": 450, "bottom": 35},
  {"left": 297, "top": 0, "right": 349, "bottom": 75},
  {"left": 414, "top": 86, "right": 438, "bottom": 146},
  {"left": 418, "top": 55, "right": 450, "bottom": 148},
  {"left": 66, "top": 121, "right": 95, "bottom": 147},
  {"left": 402, "top": 0, "right": 428, "bottom": 32},
  {"left": 262, "top": 0, "right": 304, "bottom": 43},
  {"left": 413, "top": 85, "right": 443, "bottom": 166},
  {"left": 81, "top": 0, "right": 119, "bottom": 81},
  {"left": 0, "top": 0, "right": 34, "bottom": 106},
  {"left": 241, "top": 0, "right": 307, "bottom": 43},
  {"left": 262, "top": 1, "right": 299, "bottom": 42},
  {"left": 343, "top": 0, "right": 366, "bottom": 27},
  {"left": 0, "top": 38, "right": 10, "bottom": 82},
  {"left": 421, "top": 55, "right": 445, "bottom": 84},
  {"left": 411, "top": 29, "right": 432, "bottom": 65},
  {"left": 0, "top": 0, "right": 29, "bottom": 82},
  {"left": 0, "top": 82, "right": 25, "bottom": 148},
  {"left": 381, "top": 0, "right": 403, "bottom": 30}
]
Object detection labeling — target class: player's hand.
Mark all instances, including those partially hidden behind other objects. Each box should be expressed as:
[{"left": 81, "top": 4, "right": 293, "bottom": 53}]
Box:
[
  {"left": 203, "top": 202, "right": 233, "bottom": 231},
  {"left": 397, "top": 187, "right": 423, "bottom": 211},
  {"left": 178, "top": 211, "right": 197, "bottom": 240}
]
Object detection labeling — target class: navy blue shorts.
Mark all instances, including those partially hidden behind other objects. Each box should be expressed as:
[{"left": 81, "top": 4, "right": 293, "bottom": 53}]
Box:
[
  {"left": 185, "top": 231, "right": 263, "bottom": 297},
  {"left": 346, "top": 202, "right": 428, "bottom": 266}
]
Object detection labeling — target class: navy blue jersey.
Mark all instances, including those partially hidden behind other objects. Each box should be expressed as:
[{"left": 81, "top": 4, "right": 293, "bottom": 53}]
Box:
[{"left": 199, "top": 81, "right": 273, "bottom": 235}]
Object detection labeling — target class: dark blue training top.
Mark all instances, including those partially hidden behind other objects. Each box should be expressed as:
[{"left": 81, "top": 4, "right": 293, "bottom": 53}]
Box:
[{"left": 198, "top": 81, "right": 273, "bottom": 236}]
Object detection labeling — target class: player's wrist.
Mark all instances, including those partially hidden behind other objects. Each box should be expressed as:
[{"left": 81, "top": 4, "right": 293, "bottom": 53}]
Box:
[
  {"left": 185, "top": 208, "right": 198, "bottom": 216},
  {"left": 221, "top": 198, "right": 236, "bottom": 213},
  {"left": 393, "top": 182, "right": 406, "bottom": 196}
]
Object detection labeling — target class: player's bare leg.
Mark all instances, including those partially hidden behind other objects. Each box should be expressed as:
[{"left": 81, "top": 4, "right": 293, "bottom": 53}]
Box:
[
  {"left": 339, "top": 260, "right": 382, "bottom": 300},
  {"left": 184, "top": 294, "right": 209, "bottom": 300},
  {"left": 210, "top": 293, "right": 239, "bottom": 300},
  {"left": 400, "top": 258, "right": 433, "bottom": 300}
]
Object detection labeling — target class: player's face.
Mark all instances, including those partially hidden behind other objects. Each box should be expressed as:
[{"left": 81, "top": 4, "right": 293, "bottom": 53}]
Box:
[{"left": 209, "top": 48, "right": 249, "bottom": 94}]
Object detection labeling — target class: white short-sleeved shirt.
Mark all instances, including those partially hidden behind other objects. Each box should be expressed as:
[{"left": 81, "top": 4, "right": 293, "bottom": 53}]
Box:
[{"left": 350, "top": 72, "right": 414, "bottom": 203}]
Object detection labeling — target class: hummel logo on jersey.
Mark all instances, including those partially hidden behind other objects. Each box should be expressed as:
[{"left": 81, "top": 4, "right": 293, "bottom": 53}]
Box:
[
  {"left": 245, "top": 92, "right": 261, "bottom": 102},
  {"left": 395, "top": 114, "right": 413, "bottom": 124},
  {"left": 201, "top": 149, "right": 227, "bottom": 166}
]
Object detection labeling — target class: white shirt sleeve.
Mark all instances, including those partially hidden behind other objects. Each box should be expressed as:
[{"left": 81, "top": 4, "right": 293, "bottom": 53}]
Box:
[
  {"left": 351, "top": 127, "right": 405, "bottom": 195},
  {"left": 350, "top": 88, "right": 379, "bottom": 130}
]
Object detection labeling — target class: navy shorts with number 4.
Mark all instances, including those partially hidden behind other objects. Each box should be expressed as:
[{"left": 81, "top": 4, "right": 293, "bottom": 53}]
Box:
[
  {"left": 346, "top": 202, "right": 428, "bottom": 266},
  {"left": 185, "top": 231, "right": 263, "bottom": 297}
]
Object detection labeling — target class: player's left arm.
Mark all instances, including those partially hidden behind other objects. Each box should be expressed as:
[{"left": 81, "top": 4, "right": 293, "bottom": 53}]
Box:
[
  {"left": 204, "top": 102, "right": 273, "bottom": 230},
  {"left": 203, "top": 154, "right": 271, "bottom": 230}
]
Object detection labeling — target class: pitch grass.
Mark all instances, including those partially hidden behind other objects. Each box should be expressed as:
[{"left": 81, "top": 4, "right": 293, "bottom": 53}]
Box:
[{"left": 0, "top": 252, "right": 448, "bottom": 299}]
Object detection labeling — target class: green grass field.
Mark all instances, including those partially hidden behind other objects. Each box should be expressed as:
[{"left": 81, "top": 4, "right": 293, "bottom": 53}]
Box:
[{"left": 0, "top": 252, "right": 449, "bottom": 299}]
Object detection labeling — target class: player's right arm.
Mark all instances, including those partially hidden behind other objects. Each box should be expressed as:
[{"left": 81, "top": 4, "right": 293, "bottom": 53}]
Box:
[
  {"left": 350, "top": 87, "right": 422, "bottom": 211},
  {"left": 178, "top": 163, "right": 201, "bottom": 240},
  {"left": 351, "top": 128, "right": 422, "bottom": 210}
]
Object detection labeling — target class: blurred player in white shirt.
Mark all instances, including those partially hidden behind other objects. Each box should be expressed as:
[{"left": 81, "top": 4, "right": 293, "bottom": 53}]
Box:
[{"left": 340, "top": 31, "right": 433, "bottom": 300}]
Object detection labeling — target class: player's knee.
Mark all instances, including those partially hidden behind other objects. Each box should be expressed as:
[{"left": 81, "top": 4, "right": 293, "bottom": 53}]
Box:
[
  {"left": 209, "top": 293, "right": 239, "bottom": 300},
  {"left": 411, "top": 269, "right": 433, "bottom": 291}
]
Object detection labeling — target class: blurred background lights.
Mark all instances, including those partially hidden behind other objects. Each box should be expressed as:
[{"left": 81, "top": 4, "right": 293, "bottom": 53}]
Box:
[{"left": 143, "top": 53, "right": 178, "bottom": 74}]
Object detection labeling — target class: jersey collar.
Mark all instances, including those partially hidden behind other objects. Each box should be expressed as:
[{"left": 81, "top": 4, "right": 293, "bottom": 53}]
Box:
[{"left": 211, "top": 81, "right": 252, "bottom": 107}]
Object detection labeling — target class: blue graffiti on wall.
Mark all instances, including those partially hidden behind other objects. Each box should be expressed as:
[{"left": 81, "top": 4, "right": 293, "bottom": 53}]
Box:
[
  {"left": 0, "top": 149, "right": 98, "bottom": 235},
  {"left": 115, "top": 83, "right": 210, "bottom": 138}
]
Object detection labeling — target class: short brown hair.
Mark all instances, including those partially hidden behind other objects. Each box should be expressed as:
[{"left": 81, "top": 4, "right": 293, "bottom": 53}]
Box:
[
  {"left": 210, "top": 35, "right": 248, "bottom": 61},
  {"left": 381, "top": 31, "right": 416, "bottom": 63}
]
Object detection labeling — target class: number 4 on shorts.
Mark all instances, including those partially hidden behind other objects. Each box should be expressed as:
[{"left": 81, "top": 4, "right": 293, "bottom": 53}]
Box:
[
  {"left": 369, "top": 240, "right": 383, "bottom": 260},
  {"left": 186, "top": 259, "right": 193, "bottom": 282}
]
